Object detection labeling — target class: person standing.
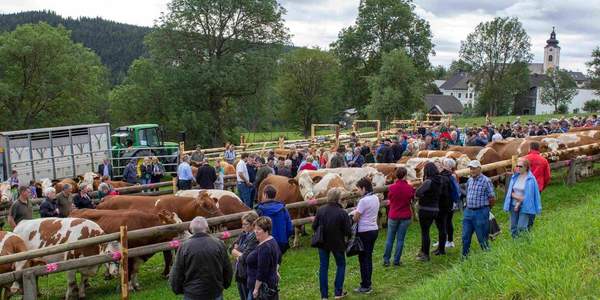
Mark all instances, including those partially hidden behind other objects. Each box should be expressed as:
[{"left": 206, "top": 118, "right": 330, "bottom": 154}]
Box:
[
  {"left": 415, "top": 163, "right": 442, "bottom": 261},
  {"left": 73, "top": 185, "right": 95, "bottom": 209},
  {"left": 170, "top": 217, "right": 232, "bottom": 300},
  {"left": 97, "top": 158, "right": 113, "bottom": 180},
  {"left": 348, "top": 148, "right": 365, "bottom": 168},
  {"left": 8, "top": 186, "right": 33, "bottom": 228},
  {"left": 313, "top": 189, "right": 352, "bottom": 299},
  {"left": 524, "top": 142, "right": 551, "bottom": 192},
  {"left": 246, "top": 217, "right": 282, "bottom": 300},
  {"left": 40, "top": 187, "right": 60, "bottom": 218},
  {"left": 237, "top": 153, "right": 253, "bottom": 208},
  {"left": 276, "top": 159, "right": 293, "bottom": 178},
  {"left": 232, "top": 212, "right": 259, "bottom": 300},
  {"left": 247, "top": 155, "right": 258, "bottom": 203},
  {"left": 196, "top": 159, "right": 217, "bottom": 189},
  {"left": 224, "top": 144, "right": 237, "bottom": 165},
  {"left": 191, "top": 145, "right": 206, "bottom": 165},
  {"left": 177, "top": 155, "right": 194, "bottom": 191},
  {"left": 299, "top": 156, "right": 318, "bottom": 171},
  {"left": 8, "top": 170, "right": 19, "bottom": 187},
  {"left": 56, "top": 184, "right": 73, "bottom": 218},
  {"left": 383, "top": 167, "right": 414, "bottom": 267},
  {"left": 503, "top": 158, "right": 542, "bottom": 238},
  {"left": 328, "top": 147, "right": 347, "bottom": 168},
  {"left": 434, "top": 159, "right": 460, "bottom": 249},
  {"left": 151, "top": 156, "right": 165, "bottom": 191},
  {"left": 351, "top": 178, "right": 379, "bottom": 294},
  {"left": 214, "top": 159, "right": 225, "bottom": 190},
  {"left": 256, "top": 185, "right": 293, "bottom": 255},
  {"left": 462, "top": 160, "right": 496, "bottom": 258},
  {"left": 140, "top": 157, "right": 153, "bottom": 189},
  {"left": 255, "top": 157, "right": 274, "bottom": 191},
  {"left": 123, "top": 159, "right": 138, "bottom": 185}
]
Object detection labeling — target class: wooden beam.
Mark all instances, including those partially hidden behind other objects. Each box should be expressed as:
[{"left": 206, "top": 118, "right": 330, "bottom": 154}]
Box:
[{"left": 120, "top": 226, "right": 129, "bottom": 300}]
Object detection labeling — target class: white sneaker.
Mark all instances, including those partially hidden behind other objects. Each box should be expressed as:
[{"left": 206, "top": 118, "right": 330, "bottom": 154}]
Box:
[
  {"left": 432, "top": 241, "right": 439, "bottom": 247},
  {"left": 445, "top": 241, "right": 455, "bottom": 248}
]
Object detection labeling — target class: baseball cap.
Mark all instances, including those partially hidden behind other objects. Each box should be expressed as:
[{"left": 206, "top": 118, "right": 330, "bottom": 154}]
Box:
[{"left": 468, "top": 160, "right": 482, "bottom": 168}]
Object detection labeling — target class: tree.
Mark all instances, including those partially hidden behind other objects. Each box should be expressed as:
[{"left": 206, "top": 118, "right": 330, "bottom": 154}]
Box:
[
  {"left": 331, "top": 0, "right": 433, "bottom": 110},
  {"left": 587, "top": 47, "right": 600, "bottom": 95},
  {"left": 583, "top": 99, "right": 600, "bottom": 113},
  {"left": 0, "top": 22, "right": 109, "bottom": 130},
  {"left": 460, "top": 17, "right": 533, "bottom": 115},
  {"left": 144, "top": 0, "right": 289, "bottom": 145},
  {"left": 367, "top": 49, "right": 424, "bottom": 122},
  {"left": 432, "top": 65, "right": 447, "bottom": 80},
  {"left": 541, "top": 67, "right": 578, "bottom": 113},
  {"left": 275, "top": 48, "right": 341, "bottom": 137},
  {"left": 447, "top": 59, "right": 473, "bottom": 78}
]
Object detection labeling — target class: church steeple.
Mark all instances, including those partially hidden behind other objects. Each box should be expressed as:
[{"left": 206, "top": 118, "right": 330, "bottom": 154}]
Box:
[{"left": 544, "top": 27, "right": 560, "bottom": 72}]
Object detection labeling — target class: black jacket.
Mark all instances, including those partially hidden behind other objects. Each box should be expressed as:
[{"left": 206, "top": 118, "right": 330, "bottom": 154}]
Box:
[
  {"left": 39, "top": 198, "right": 59, "bottom": 218},
  {"left": 438, "top": 170, "right": 454, "bottom": 213},
  {"left": 390, "top": 143, "right": 403, "bottom": 162},
  {"left": 196, "top": 165, "right": 217, "bottom": 189},
  {"left": 169, "top": 233, "right": 233, "bottom": 299},
  {"left": 73, "top": 194, "right": 95, "bottom": 209},
  {"left": 312, "top": 203, "right": 352, "bottom": 253},
  {"left": 379, "top": 145, "right": 395, "bottom": 163},
  {"left": 416, "top": 175, "right": 443, "bottom": 211},
  {"left": 97, "top": 163, "right": 113, "bottom": 179}
]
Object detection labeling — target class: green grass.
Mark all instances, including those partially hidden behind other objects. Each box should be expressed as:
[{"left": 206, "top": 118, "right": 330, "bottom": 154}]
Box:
[{"left": 29, "top": 169, "right": 600, "bottom": 299}]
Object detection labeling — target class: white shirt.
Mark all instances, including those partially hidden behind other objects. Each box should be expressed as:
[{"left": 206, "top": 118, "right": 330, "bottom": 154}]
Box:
[
  {"left": 356, "top": 193, "right": 380, "bottom": 232},
  {"left": 236, "top": 160, "right": 249, "bottom": 183},
  {"left": 492, "top": 132, "right": 503, "bottom": 142}
]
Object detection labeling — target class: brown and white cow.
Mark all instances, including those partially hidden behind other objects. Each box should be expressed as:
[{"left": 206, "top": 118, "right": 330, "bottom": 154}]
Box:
[
  {"left": 96, "top": 194, "right": 223, "bottom": 222},
  {"left": 297, "top": 167, "right": 387, "bottom": 192},
  {"left": 175, "top": 189, "right": 241, "bottom": 202},
  {"left": 54, "top": 178, "right": 80, "bottom": 194},
  {"left": 0, "top": 231, "right": 46, "bottom": 298},
  {"left": 363, "top": 163, "right": 418, "bottom": 182},
  {"left": 175, "top": 190, "right": 249, "bottom": 229},
  {"left": 13, "top": 218, "right": 119, "bottom": 299},
  {"left": 296, "top": 172, "right": 347, "bottom": 201},
  {"left": 69, "top": 209, "right": 189, "bottom": 289}
]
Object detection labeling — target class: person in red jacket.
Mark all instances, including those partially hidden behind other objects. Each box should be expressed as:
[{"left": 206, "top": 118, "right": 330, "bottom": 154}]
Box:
[
  {"left": 382, "top": 167, "right": 415, "bottom": 267},
  {"left": 524, "top": 141, "right": 551, "bottom": 192}
]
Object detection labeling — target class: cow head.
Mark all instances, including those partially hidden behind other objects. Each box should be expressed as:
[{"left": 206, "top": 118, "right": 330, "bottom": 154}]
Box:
[
  {"left": 296, "top": 172, "right": 319, "bottom": 201},
  {"left": 158, "top": 210, "right": 192, "bottom": 241},
  {"left": 369, "top": 172, "right": 387, "bottom": 189},
  {"left": 194, "top": 192, "right": 223, "bottom": 218},
  {"left": 104, "top": 241, "right": 122, "bottom": 277},
  {"left": 0, "top": 183, "right": 11, "bottom": 203}
]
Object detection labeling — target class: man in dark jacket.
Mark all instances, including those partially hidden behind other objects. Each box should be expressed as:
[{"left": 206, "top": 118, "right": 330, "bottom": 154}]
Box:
[
  {"left": 256, "top": 185, "right": 294, "bottom": 254},
  {"left": 390, "top": 138, "right": 403, "bottom": 162},
  {"left": 122, "top": 159, "right": 138, "bottom": 184},
  {"left": 433, "top": 160, "right": 454, "bottom": 255},
  {"left": 379, "top": 139, "right": 395, "bottom": 163},
  {"left": 254, "top": 157, "right": 273, "bottom": 191},
  {"left": 329, "top": 146, "right": 347, "bottom": 168},
  {"left": 196, "top": 159, "right": 217, "bottom": 189},
  {"left": 170, "top": 217, "right": 232, "bottom": 300},
  {"left": 40, "top": 187, "right": 60, "bottom": 218},
  {"left": 97, "top": 158, "right": 113, "bottom": 179}
]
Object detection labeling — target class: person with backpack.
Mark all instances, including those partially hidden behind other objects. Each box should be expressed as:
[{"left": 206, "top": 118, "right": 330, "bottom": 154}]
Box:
[{"left": 255, "top": 185, "right": 294, "bottom": 255}]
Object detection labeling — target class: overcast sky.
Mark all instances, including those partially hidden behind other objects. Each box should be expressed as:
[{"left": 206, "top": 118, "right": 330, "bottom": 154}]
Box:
[{"left": 2, "top": 0, "right": 598, "bottom": 72}]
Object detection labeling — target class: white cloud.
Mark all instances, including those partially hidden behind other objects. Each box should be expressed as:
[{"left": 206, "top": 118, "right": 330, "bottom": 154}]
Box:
[{"left": 1, "top": 0, "right": 598, "bottom": 71}]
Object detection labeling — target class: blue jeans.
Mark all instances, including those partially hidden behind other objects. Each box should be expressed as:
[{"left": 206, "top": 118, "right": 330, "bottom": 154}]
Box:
[
  {"left": 461, "top": 207, "right": 490, "bottom": 257},
  {"left": 510, "top": 209, "right": 534, "bottom": 238},
  {"left": 318, "top": 248, "right": 346, "bottom": 298},
  {"left": 383, "top": 218, "right": 411, "bottom": 264},
  {"left": 238, "top": 183, "right": 253, "bottom": 208}
]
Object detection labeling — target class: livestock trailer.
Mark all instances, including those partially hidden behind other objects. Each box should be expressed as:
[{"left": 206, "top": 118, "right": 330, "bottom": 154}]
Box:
[{"left": 0, "top": 124, "right": 112, "bottom": 184}]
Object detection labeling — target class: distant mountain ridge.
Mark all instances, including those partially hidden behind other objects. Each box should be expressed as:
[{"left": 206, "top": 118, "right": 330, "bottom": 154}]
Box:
[{"left": 0, "top": 10, "right": 152, "bottom": 84}]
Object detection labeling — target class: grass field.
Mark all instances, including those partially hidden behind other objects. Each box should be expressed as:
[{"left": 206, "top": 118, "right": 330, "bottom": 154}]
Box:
[{"left": 29, "top": 169, "right": 600, "bottom": 300}]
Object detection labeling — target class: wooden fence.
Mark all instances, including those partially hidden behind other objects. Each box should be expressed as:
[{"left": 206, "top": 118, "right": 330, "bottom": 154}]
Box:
[{"left": 1, "top": 142, "right": 599, "bottom": 299}]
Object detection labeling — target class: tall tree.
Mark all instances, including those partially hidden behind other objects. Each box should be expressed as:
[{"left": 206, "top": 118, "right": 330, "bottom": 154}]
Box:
[
  {"left": 145, "top": 0, "right": 289, "bottom": 145},
  {"left": 330, "top": 0, "right": 433, "bottom": 111},
  {"left": 275, "top": 48, "right": 341, "bottom": 137},
  {"left": 447, "top": 59, "right": 473, "bottom": 78},
  {"left": 367, "top": 49, "right": 424, "bottom": 122},
  {"left": 0, "top": 22, "right": 109, "bottom": 130},
  {"left": 541, "top": 67, "right": 578, "bottom": 113},
  {"left": 587, "top": 47, "right": 600, "bottom": 95},
  {"left": 460, "top": 17, "right": 533, "bottom": 115}
]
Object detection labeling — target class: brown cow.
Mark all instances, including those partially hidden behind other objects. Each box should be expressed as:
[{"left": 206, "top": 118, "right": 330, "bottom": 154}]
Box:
[
  {"left": 447, "top": 146, "right": 484, "bottom": 160},
  {"left": 214, "top": 194, "right": 251, "bottom": 229},
  {"left": 0, "top": 231, "right": 45, "bottom": 298},
  {"left": 96, "top": 194, "right": 223, "bottom": 222},
  {"left": 257, "top": 175, "right": 305, "bottom": 247},
  {"left": 54, "top": 178, "right": 80, "bottom": 193},
  {"left": 70, "top": 209, "right": 189, "bottom": 289}
]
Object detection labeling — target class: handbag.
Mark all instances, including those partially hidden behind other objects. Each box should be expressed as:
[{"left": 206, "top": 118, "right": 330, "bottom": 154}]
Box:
[
  {"left": 257, "top": 283, "right": 279, "bottom": 300},
  {"left": 488, "top": 212, "right": 501, "bottom": 240},
  {"left": 346, "top": 223, "right": 364, "bottom": 257},
  {"left": 311, "top": 224, "right": 325, "bottom": 248}
]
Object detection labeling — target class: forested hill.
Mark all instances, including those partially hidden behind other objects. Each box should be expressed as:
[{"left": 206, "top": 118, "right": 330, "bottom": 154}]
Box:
[{"left": 0, "top": 11, "right": 151, "bottom": 84}]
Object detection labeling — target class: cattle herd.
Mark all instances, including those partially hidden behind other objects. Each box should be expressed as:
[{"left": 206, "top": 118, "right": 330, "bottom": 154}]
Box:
[{"left": 0, "top": 126, "right": 600, "bottom": 299}]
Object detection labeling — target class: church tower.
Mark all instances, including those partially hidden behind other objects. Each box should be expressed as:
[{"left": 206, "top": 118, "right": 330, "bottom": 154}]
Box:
[{"left": 544, "top": 27, "right": 560, "bottom": 72}]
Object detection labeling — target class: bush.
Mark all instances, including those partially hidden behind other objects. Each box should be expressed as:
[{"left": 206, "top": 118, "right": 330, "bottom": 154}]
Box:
[
  {"left": 583, "top": 99, "right": 600, "bottom": 113},
  {"left": 556, "top": 103, "right": 569, "bottom": 114}
]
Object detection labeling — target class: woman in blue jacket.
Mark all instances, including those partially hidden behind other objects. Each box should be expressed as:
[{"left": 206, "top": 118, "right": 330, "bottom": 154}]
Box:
[{"left": 503, "top": 158, "right": 542, "bottom": 238}]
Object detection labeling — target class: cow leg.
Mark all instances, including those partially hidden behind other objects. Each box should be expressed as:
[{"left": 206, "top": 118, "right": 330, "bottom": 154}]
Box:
[
  {"left": 131, "top": 258, "right": 144, "bottom": 291},
  {"left": 162, "top": 250, "right": 173, "bottom": 278},
  {"left": 293, "top": 226, "right": 300, "bottom": 248},
  {"left": 65, "top": 270, "right": 78, "bottom": 300}
]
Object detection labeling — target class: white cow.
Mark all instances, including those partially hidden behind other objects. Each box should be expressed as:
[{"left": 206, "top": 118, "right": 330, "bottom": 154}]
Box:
[
  {"left": 176, "top": 189, "right": 241, "bottom": 202},
  {"left": 296, "top": 172, "right": 347, "bottom": 201},
  {"left": 14, "top": 218, "right": 120, "bottom": 299}
]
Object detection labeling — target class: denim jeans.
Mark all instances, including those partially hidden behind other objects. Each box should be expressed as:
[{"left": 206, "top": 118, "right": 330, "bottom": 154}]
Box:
[
  {"left": 357, "top": 230, "right": 378, "bottom": 289},
  {"left": 510, "top": 209, "right": 534, "bottom": 238},
  {"left": 238, "top": 183, "right": 253, "bottom": 208},
  {"left": 383, "top": 218, "right": 411, "bottom": 264},
  {"left": 461, "top": 207, "right": 490, "bottom": 257},
  {"left": 318, "top": 248, "right": 346, "bottom": 298},
  {"left": 237, "top": 281, "right": 248, "bottom": 300}
]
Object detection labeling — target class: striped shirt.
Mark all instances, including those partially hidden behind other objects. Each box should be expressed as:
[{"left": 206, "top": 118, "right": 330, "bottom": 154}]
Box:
[{"left": 466, "top": 174, "right": 495, "bottom": 209}]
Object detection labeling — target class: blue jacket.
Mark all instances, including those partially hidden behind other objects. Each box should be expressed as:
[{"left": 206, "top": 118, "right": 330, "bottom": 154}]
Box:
[
  {"left": 256, "top": 200, "right": 293, "bottom": 246},
  {"left": 503, "top": 171, "right": 542, "bottom": 215}
]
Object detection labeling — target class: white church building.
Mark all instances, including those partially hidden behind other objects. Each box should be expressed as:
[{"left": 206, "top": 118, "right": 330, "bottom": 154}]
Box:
[{"left": 439, "top": 28, "right": 595, "bottom": 115}]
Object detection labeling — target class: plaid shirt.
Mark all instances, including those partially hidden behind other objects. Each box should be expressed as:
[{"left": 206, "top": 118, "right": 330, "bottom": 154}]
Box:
[{"left": 466, "top": 174, "right": 495, "bottom": 209}]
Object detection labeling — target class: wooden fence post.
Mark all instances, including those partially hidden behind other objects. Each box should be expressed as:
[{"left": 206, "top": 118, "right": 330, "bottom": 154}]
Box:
[
  {"left": 120, "top": 226, "right": 129, "bottom": 300},
  {"left": 22, "top": 269, "right": 37, "bottom": 300},
  {"left": 567, "top": 158, "right": 580, "bottom": 186}
]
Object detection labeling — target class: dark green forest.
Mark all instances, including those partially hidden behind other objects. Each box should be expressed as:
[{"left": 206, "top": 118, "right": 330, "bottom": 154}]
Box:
[{"left": 0, "top": 11, "right": 150, "bottom": 84}]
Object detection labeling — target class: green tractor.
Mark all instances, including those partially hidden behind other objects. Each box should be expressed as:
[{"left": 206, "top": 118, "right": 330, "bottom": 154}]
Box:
[{"left": 111, "top": 124, "right": 180, "bottom": 178}]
